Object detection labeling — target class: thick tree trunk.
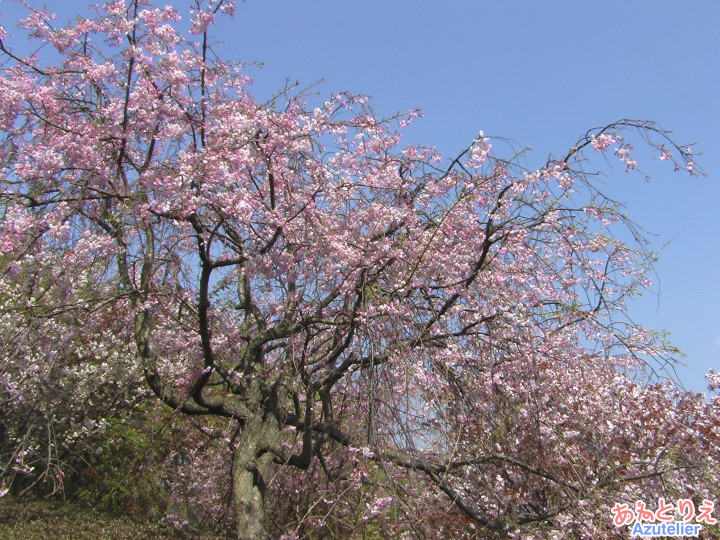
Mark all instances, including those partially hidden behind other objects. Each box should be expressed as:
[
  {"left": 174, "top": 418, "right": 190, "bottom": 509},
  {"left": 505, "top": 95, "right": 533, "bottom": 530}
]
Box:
[
  {"left": 232, "top": 457, "right": 269, "bottom": 539},
  {"left": 232, "top": 415, "right": 279, "bottom": 540}
]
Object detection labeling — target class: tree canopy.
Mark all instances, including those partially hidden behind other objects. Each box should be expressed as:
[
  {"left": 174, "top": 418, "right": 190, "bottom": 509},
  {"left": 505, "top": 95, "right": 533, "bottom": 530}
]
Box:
[{"left": 1, "top": 1, "right": 718, "bottom": 538}]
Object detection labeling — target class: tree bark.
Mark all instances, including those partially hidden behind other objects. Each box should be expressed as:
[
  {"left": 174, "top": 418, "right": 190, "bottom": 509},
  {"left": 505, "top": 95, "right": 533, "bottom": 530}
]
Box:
[{"left": 232, "top": 416, "right": 278, "bottom": 540}]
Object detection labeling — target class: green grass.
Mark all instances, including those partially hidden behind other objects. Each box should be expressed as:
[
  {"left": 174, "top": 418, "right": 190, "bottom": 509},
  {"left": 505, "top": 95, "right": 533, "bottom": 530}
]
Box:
[{"left": 0, "top": 495, "right": 229, "bottom": 539}]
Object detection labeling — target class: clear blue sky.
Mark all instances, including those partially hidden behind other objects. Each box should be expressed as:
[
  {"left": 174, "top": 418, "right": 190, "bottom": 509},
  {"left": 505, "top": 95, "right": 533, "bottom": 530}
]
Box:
[{"left": 2, "top": 0, "right": 718, "bottom": 393}]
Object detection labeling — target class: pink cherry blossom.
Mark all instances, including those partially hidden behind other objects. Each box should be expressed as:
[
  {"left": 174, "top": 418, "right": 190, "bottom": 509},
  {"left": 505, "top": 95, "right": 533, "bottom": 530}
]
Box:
[{"left": 0, "top": 2, "right": 714, "bottom": 539}]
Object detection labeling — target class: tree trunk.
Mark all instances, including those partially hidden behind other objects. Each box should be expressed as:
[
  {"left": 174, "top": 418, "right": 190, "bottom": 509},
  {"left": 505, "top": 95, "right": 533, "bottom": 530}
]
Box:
[{"left": 232, "top": 415, "right": 278, "bottom": 540}]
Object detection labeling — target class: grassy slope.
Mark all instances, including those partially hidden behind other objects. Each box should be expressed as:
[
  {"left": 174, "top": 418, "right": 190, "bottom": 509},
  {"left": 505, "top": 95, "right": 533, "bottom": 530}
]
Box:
[{"left": 0, "top": 496, "right": 228, "bottom": 540}]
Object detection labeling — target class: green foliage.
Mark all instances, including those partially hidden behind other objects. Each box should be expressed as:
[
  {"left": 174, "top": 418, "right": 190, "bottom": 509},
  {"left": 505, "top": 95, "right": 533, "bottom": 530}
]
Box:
[
  {"left": 0, "top": 495, "right": 170, "bottom": 540},
  {"left": 360, "top": 522, "right": 386, "bottom": 539},
  {"left": 0, "top": 495, "right": 228, "bottom": 540},
  {"left": 69, "top": 405, "right": 173, "bottom": 522}
]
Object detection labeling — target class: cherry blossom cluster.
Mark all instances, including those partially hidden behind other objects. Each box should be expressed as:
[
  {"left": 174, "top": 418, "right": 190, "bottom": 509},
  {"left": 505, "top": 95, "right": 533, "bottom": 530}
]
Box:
[{"left": 0, "top": 1, "right": 714, "bottom": 538}]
